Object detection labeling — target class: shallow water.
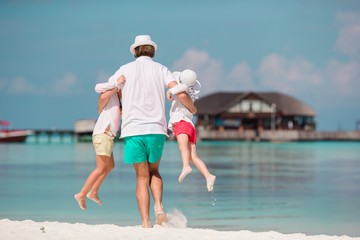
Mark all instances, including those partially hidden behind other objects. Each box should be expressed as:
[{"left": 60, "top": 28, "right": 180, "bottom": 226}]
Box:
[{"left": 1, "top": 137, "right": 360, "bottom": 237}]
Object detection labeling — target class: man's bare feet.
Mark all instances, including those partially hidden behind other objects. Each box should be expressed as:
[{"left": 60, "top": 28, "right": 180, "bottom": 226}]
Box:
[
  {"left": 86, "top": 192, "right": 102, "bottom": 206},
  {"left": 141, "top": 219, "right": 152, "bottom": 228},
  {"left": 206, "top": 175, "right": 216, "bottom": 192},
  {"left": 154, "top": 204, "right": 167, "bottom": 225},
  {"left": 74, "top": 193, "right": 86, "bottom": 210},
  {"left": 178, "top": 166, "right": 192, "bottom": 183}
]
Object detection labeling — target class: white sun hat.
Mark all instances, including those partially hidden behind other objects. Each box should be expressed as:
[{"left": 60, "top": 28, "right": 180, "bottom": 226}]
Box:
[
  {"left": 180, "top": 69, "right": 199, "bottom": 87},
  {"left": 172, "top": 71, "right": 181, "bottom": 83},
  {"left": 170, "top": 70, "right": 201, "bottom": 96},
  {"left": 130, "top": 35, "right": 158, "bottom": 54}
]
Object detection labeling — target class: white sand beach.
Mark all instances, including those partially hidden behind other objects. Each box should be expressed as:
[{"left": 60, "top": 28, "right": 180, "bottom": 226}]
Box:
[{"left": 1, "top": 218, "right": 359, "bottom": 240}]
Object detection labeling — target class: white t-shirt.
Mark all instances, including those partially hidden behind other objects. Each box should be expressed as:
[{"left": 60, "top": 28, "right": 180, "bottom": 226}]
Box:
[
  {"left": 92, "top": 78, "right": 121, "bottom": 136},
  {"left": 108, "top": 56, "right": 175, "bottom": 138},
  {"left": 168, "top": 94, "right": 195, "bottom": 131}
]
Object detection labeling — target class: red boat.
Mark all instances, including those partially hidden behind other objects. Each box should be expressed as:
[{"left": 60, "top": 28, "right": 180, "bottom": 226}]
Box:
[{"left": 0, "top": 120, "right": 33, "bottom": 143}]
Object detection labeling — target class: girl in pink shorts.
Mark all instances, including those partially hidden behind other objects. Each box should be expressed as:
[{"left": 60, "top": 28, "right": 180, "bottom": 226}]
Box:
[{"left": 168, "top": 70, "right": 216, "bottom": 192}]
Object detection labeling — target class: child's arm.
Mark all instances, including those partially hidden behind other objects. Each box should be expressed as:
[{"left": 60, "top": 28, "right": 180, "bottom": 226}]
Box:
[
  {"left": 168, "top": 81, "right": 197, "bottom": 114},
  {"left": 97, "top": 87, "right": 118, "bottom": 114},
  {"left": 95, "top": 75, "right": 126, "bottom": 93},
  {"left": 177, "top": 92, "right": 197, "bottom": 114},
  {"left": 167, "top": 81, "right": 187, "bottom": 101},
  {"left": 166, "top": 90, "right": 173, "bottom": 102}
]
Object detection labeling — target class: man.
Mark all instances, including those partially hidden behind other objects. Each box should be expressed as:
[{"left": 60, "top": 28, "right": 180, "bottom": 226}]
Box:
[{"left": 105, "top": 35, "right": 196, "bottom": 228}]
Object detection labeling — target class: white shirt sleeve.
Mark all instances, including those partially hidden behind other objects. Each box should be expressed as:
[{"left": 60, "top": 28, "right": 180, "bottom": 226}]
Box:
[
  {"left": 169, "top": 83, "right": 188, "bottom": 95},
  {"left": 95, "top": 68, "right": 123, "bottom": 93},
  {"left": 163, "top": 67, "right": 175, "bottom": 88},
  {"left": 95, "top": 81, "right": 118, "bottom": 93}
]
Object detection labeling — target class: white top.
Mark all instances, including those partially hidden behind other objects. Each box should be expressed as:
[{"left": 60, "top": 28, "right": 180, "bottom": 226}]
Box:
[
  {"left": 92, "top": 79, "right": 121, "bottom": 136},
  {"left": 168, "top": 94, "right": 195, "bottom": 131},
  {"left": 107, "top": 56, "right": 175, "bottom": 138}
]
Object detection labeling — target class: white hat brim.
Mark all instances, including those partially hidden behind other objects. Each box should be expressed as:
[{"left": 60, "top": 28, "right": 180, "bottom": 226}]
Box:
[{"left": 130, "top": 40, "right": 158, "bottom": 54}]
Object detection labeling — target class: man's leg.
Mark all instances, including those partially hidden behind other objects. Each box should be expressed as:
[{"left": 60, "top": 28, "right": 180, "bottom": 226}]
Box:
[
  {"left": 149, "top": 158, "right": 167, "bottom": 225},
  {"left": 133, "top": 161, "right": 151, "bottom": 228}
]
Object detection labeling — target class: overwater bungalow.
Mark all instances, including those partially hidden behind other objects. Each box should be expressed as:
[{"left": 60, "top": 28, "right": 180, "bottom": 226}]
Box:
[
  {"left": 195, "top": 91, "right": 317, "bottom": 131},
  {"left": 74, "top": 119, "right": 96, "bottom": 142},
  {"left": 194, "top": 92, "right": 321, "bottom": 141}
]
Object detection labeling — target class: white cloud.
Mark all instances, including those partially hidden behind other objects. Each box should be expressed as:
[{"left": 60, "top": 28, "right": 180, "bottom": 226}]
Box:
[
  {"left": 328, "top": 11, "right": 360, "bottom": 96},
  {"left": 334, "top": 11, "right": 360, "bottom": 58},
  {"left": 257, "top": 54, "right": 322, "bottom": 93},
  {"left": 172, "top": 48, "right": 254, "bottom": 95},
  {"left": 7, "top": 77, "right": 37, "bottom": 94},
  {"left": 0, "top": 73, "right": 80, "bottom": 96},
  {"left": 174, "top": 11, "right": 360, "bottom": 98},
  {"left": 0, "top": 80, "right": 6, "bottom": 90},
  {"left": 226, "top": 61, "right": 254, "bottom": 91},
  {"left": 171, "top": 10, "right": 360, "bottom": 100},
  {"left": 325, "top": 59, "right": 360, "bottom": 95},
  {"left": 173, "top": 45, "right": 359, "bottom": 98},
  {"left": 52, "top": 73, "right": 77, "bottom": 95},
  {"left": 96, "top": 71, "right": 111, "bottom": 83},
  {"left": 173, "top": 48, "right": 211, "bottom": 70},
  {"left": 172, "top": 49, "right": 223, "bottom": 95}
]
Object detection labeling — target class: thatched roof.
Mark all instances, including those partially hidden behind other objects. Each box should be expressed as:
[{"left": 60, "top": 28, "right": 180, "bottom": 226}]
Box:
[{"left": 195, "top": 92, "right": 317, "bottom": 116}]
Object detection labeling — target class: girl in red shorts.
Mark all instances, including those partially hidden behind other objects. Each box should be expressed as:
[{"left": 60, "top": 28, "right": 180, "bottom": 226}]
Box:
[{"left": 168, "top": 70, "right": 216, "bottom": 192}]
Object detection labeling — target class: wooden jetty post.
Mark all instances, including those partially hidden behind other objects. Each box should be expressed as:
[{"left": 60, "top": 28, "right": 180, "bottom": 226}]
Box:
[{"left": 32, "top": 129, "right": 75, "bottom": 143}]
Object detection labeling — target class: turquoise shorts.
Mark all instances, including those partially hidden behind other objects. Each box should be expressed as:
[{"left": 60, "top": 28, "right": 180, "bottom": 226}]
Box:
[{"left": 124, "top": 134, "right": 166, "bottom": 164}]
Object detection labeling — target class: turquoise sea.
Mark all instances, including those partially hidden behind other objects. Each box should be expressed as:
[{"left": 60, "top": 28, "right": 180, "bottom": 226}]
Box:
[{"left": 1, "top": 137, "right": 360, "bottom": 237}]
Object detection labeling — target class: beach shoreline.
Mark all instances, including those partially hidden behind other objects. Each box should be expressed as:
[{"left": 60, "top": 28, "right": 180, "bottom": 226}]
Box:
[{"left": 1, "top": 219, "right": 359, "bottom": 240}]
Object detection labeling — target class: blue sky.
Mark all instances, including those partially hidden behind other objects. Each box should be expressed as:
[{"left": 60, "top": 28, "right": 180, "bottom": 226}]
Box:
[{"left": 1, "top": 0, "right": 359, "bottom": 131}]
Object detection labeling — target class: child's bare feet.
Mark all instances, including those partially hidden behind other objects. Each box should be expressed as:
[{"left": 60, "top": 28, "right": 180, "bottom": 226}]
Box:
[
  {"left": 86, "top": 192, "right": 102, "bottom": 206},
  {"left": 206, "top": 175, "right": 216, "bottom": 192},
  {"left": 74, "top": 193, "right": 86, "bottom": 210},
  {"left": 178, "top": 166, "right": 192, "bottom": 183}
]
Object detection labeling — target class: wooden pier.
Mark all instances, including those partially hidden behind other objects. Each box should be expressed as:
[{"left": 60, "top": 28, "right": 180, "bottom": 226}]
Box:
[
  {"left": 32, "top": 129, "right": 75, "bottom": 143},
  {"left": 197, "top": 128, "right": 360, "bottom": 142},
  {"left": 30, "top": 128, "right": 360, "bottom": 143}
]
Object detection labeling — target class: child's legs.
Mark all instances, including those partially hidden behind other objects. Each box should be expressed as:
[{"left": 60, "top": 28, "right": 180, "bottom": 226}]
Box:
[
  {"left": 177, "top": 133, "right": 192, "bottom": 168},
  {"left": 85, "top": 133, "right": 114, "bottom": 195},
  {"left": 78, "top": 155, "right": 112, "bottom": 197},
  {"left": 189, "top": 142, "right": 211, "bottom": 179},
  {"left": 89, "top": 153, "right": 115, "bottom": 195}
]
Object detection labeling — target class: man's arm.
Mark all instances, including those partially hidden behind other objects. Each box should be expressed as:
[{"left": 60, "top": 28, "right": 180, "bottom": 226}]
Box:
[
  {"left": 168, "top": 81, "right": 197, "bottom": 114},
  {"left": 98, "top": 87, "right": 118, "bottom": 114}
]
